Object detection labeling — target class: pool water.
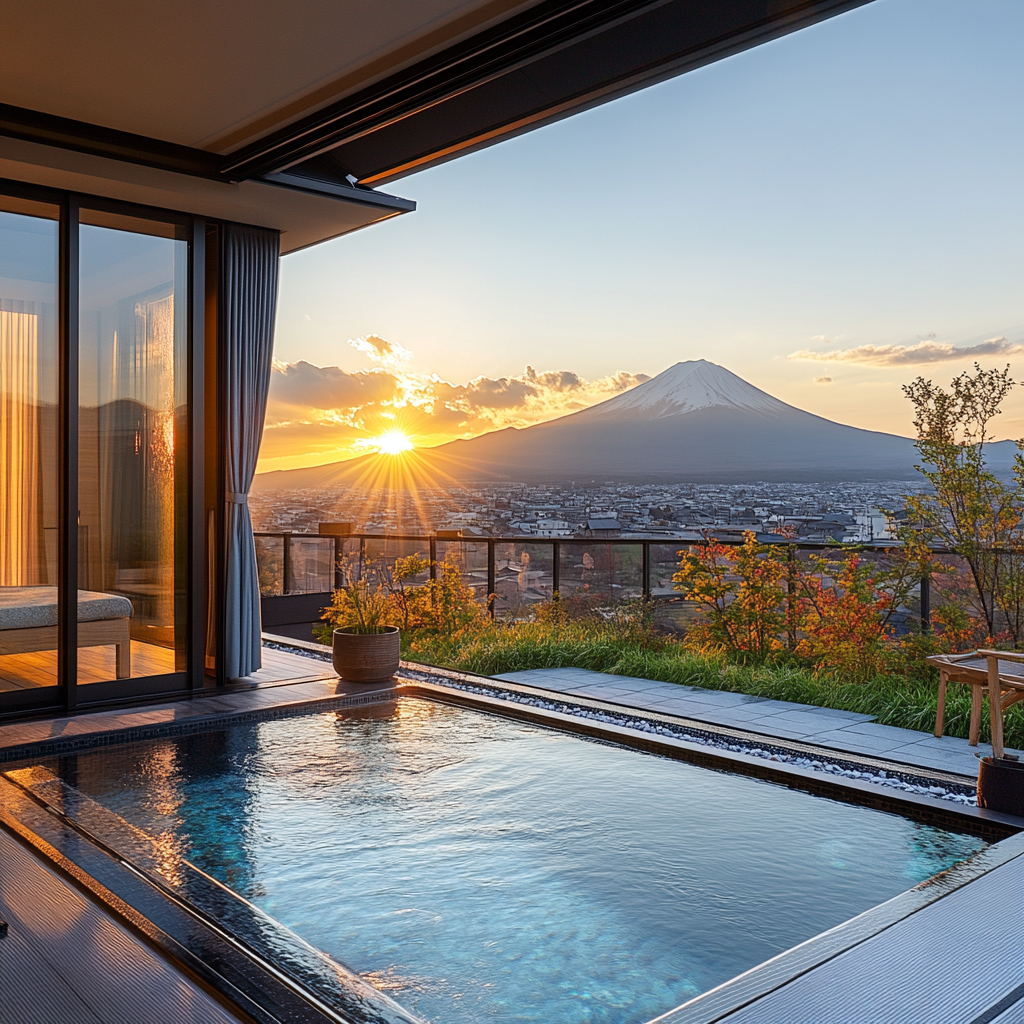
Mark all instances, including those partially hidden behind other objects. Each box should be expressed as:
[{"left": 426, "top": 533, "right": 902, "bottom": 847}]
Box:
[{"left": 49, "top": 698, "right": 985, "bottom": 1024}]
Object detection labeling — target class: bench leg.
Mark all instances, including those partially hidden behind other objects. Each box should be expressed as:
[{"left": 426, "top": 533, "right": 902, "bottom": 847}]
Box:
[
  {"left": 935, "top": 673, "right": 948, "bottom": 738},
  {"left": 115, "top": 641, "right": 130, "bottom": 679},
  {"left": 988, "top": 657, "right": 1005, "bottom": 759},
  {"left": 969, "top": 683, "right": 983, "bottom": 746}
]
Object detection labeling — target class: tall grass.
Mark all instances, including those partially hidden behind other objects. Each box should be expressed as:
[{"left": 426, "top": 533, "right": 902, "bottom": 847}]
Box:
[{"left": 403, "top": 619, "right": 1024, "bottom": 751}]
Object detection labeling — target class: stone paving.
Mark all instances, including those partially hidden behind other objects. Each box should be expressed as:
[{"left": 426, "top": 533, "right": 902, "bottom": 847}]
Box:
[{"left": 493, "top": 667, "right": 1022, "bottom": 780}]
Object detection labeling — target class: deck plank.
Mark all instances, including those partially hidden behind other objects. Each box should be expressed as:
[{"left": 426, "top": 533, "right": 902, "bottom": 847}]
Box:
[
  {"left": 713, "top": 850, "right": 1024, "bottom": 1024},
  {"left": 0, "top": 826, "right": 241, "bottom": 1024}
]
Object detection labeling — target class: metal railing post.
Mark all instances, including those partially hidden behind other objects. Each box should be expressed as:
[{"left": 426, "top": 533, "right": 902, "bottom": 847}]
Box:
[
  {"left": 429, "top": 537, "right": 437, "bottom": 580},
  {"left": 787, "top": 544, "right": 797, "bottom": 651},
  {"left": 334, "top": 535, "right": 342, "bottom": 591},
  {"left": 920, "top": 572, "right": 931, "bottom": 632},
  {"left": 282, "top": 534, "right": 292, "bottom": 596},
  {"left": 552, "top": 541, "right": 560, "bottom": 600},
  {"left": 487, "top": 539, "right": 496, "bottom": 618},
  {"left": 642, "top": 542, "right": 651, "bottom": 602}
]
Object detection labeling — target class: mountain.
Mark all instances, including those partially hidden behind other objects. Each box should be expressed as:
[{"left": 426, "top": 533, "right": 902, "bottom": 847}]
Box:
[{"left": 253, "top": 359, "right": 1019, "bottom": 489}]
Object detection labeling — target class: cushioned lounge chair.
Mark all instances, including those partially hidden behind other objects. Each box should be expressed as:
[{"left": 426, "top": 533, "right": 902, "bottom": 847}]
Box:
[{"left": 0, "top": 587, "right": 133, "bottom": 678}]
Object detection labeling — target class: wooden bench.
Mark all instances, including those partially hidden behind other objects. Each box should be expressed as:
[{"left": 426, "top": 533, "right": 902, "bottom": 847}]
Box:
[
  {"left": 927, "top": 650, "right": 1024, "bottom": 759},
  {"left": 0, "top": 588, "right": 133, "bottom": 679}
]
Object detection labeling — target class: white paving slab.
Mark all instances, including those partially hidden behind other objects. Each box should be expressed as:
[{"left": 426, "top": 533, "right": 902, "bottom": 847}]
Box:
[{"left": 492, "top": 668, "right": 1022, "bottom": 778}]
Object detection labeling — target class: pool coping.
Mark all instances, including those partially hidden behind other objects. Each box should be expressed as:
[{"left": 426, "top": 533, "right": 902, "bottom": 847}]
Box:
[{"left": 2, "top": 672, "right": 1023, "bottom": 1024}]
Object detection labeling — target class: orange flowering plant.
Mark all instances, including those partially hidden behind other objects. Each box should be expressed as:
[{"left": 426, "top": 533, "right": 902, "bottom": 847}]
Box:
[{"left": 672, "top": 532, "right": 788, "bottom": 658}]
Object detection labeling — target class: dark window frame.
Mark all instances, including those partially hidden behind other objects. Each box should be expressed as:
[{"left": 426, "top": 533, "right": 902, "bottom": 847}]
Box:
[{"left": 0, "top": 176, "right": 208, "bottom": 716}]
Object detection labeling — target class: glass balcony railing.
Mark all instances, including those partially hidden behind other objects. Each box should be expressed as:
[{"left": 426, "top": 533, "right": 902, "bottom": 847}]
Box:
[{"left": 254, "top": 531, "right": 957, "bottom": 634}]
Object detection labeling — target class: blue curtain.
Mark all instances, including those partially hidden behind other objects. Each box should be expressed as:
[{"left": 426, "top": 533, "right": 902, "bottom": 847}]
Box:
[{"left": 221, "top": 223, "right": 279, "bottom": 679}]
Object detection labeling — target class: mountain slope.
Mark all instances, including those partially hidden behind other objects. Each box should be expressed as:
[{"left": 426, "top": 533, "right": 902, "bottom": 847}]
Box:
[{"left": 253, "top": 360, "right": 966, "bottom": 489}]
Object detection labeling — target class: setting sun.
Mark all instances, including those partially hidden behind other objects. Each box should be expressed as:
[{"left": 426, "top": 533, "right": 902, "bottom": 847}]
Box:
[{"left": 372, "top": 429, "right": 414, "bottom": 455}]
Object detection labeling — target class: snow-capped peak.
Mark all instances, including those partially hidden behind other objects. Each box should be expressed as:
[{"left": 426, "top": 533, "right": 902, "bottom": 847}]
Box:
[{"left": 581, "top": 360, "right": 788, "bottom": 419}]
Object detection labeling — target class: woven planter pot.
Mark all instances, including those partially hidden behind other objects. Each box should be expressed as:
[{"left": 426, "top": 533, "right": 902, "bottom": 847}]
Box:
[
  {"left": 332, "top": 626, "right": 401, "bottom": 684},
  {"left": 977, "top": 755, "right": 1024, "bottom": 817}
]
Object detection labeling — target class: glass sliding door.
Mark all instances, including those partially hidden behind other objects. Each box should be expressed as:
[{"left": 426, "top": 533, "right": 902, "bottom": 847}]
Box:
[
  {"left": 78, "top": 214, "right": 188, "bottom": 690},
  {"left": 0, "top": 198, "right": 60, "bottom": 707}
]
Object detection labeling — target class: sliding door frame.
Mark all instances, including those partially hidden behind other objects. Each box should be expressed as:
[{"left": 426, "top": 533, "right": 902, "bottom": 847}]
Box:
[
  {"left": 57, "top": 193, "right": 80, "bottom": 710},
  {"left": 0, "top": 177, "right": 210, "bottom": 716}
]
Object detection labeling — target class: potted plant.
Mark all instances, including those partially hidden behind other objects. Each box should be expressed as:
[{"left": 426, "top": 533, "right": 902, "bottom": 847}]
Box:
[{"left": 320, "top": 579, "right": 400, "bottom": 684}]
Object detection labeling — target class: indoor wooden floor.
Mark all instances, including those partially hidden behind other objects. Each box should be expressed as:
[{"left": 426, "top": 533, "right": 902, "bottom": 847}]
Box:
[{"left": 0, "top": 641, "right": 176, "bottom": 690}]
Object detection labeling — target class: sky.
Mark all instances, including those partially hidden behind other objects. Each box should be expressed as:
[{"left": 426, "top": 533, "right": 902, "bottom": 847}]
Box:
[{"left": 262, "top": 0, "right": 1024, "bottom": 472}]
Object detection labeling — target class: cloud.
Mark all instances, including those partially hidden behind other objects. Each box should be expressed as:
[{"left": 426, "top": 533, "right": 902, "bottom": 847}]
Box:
[
  {"left": 788, "top": 336, "right": 1023, "bottom": 366},
  {"left": 268, "top": 361, "right": 398, "bottom": 414},
  {"left": 814, "top": 376, "right": 833, "bottom": 384},
  {"left": 348, "top": 333, "right": 412, "bottom": 367},
  {"left": 810, "top": 335, "right": 843, "bottom": 345},
  {"left": 261, "top": 337, "right": 650, "bottom": 468},
  {"left": 455, "top": 376, "right": 538, "bottom": 410}
]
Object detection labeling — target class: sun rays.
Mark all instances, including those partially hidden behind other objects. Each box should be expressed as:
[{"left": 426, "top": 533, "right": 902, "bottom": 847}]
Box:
[
  {"left": 370, "top": 429, "right": 414, "bottom": 455},
  {"left": 311, "top": 440, "right": 494, "bottom": 534}
]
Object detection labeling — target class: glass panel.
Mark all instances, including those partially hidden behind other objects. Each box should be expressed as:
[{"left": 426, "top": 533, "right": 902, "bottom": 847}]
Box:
[
  {"left": 78, "top": 221, "right": 187, "bottom": 685},
  {"left": 437, "top": 540, "right": 489, "bottom": 607},
  {"left": 255, "top": 535, "right": 284, "bottom": 597},
  {"left": 341, "top": 537, "right": 433, "bottom": 587},
  {"left": 494, "top": 542, "right": 554, "bottom": 619},
  {"left": 0, "top": 200, "right": 59, "bottom": 696},
  {"left": 284, "top": 536, "right": 334, "bottom": 595}
]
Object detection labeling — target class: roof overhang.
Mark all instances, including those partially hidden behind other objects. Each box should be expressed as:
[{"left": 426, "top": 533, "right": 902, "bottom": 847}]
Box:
[{"left": 1, "top": 0, "right": 873, "bottom": 248}]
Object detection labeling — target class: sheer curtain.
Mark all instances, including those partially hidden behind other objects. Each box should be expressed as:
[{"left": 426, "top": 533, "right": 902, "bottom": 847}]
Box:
[
  {"left": 0, "top": 307, "right": 44, "bottom": 586},
  {"left": 220, "top": 223, "right": 280, "bottom": 680}
]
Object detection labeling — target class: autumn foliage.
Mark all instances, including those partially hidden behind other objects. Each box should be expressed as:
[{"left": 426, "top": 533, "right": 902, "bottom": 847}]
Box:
[{"left": 671, "top": 531, "right": 954, "bottom": 680}]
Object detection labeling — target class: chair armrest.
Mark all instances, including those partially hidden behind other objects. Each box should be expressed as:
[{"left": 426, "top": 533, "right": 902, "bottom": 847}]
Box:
[
  {"left": 977, "top": 649, "right": 1024, "bottom": 665},
  {"left": 927, "top": 651, "right": 983, "bottom": 665}
]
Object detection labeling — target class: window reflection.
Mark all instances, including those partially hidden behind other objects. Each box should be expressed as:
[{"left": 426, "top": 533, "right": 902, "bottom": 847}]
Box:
[
  {"left": 0, "top": 206, "right": 59, "bottom": 692},
  {"left": 78, "top": 221, "right": 187, "bottom": 684}
]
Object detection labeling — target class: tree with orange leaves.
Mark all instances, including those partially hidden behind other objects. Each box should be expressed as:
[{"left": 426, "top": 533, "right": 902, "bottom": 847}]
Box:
[{"left": 672, "top": 532, "right": 787, "bottom": 657}]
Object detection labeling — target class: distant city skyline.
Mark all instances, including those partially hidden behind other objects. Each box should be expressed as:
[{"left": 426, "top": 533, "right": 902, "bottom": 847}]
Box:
[{"left": 263, "top": 0, "right": 1024, "bottom": 472}]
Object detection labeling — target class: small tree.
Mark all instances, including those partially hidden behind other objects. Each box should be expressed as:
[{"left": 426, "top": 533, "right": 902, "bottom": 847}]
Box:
[
  {"left": 902, "top": 364, "right": 1024, "bottom": 641},
  {"left": 672, "top": 532, "right": 787, "bottom": 657},
  {"left": 405, "top": 552, "right": 485, "bottom": 634},
  {"left": 377, "top": 554, "right": 431, "bottom": 630},
  {"left": 797, "top": 550, "right": 917, "bottom": 679}
]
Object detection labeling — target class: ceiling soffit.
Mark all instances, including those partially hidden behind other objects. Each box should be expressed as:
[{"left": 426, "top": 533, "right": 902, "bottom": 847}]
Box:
[{"left": 0, "top": 0, "right": 873, "bottom": 211}]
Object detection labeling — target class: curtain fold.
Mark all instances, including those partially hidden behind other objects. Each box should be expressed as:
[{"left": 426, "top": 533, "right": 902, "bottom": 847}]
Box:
[
  {"left": 221, "top": 224, "right": 280, "bottom": 679},
  {"left": 0, "top": 308, "right": 42, "bottom": 586}
]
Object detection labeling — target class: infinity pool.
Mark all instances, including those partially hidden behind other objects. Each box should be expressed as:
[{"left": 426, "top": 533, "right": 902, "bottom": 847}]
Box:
[{"left": 49, "top": 698, "right": 984, "bottom": 1023}]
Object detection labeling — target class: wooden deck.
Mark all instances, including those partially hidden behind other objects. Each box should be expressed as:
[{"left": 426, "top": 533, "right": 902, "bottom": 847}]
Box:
[
  {"left": 0, "top": 825, "right": 243, "bottom": 1024},
  {"left": 0, "top": 641, "right": 176, "bottom": 690},
  {"left": 0, "top": 641, "right": 331, "bottom": 693},
  {"left": 231, "top": 644, "right": 336, "bottom": 687},
  {"left": 0, "top": 647, "right": 343, "bottom": 762}
]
